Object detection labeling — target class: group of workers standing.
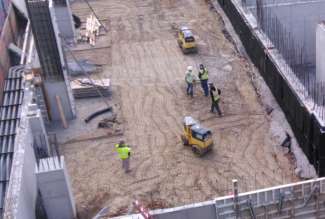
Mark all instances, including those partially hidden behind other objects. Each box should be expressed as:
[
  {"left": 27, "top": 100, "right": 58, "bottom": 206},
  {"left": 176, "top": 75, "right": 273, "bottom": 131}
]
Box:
[
  {"left": 114, "top": 64, "right": 223, "bottom": 174},
  {"left": 185, "top": 64, "right": 222, "bottom": 116}
]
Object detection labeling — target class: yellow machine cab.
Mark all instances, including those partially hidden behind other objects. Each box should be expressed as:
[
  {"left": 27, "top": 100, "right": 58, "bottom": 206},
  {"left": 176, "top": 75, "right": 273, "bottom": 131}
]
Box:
[
  {"left": 181, "top": 116, "right": 213, "bottom": 156},
  {"left": 177, "top": 26, "right": 197, "bottom": 54}
]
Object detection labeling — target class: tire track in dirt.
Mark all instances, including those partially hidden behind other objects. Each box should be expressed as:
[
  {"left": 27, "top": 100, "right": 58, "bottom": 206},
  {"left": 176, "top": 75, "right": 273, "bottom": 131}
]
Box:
[
  {"left": 155, "top": 86, "right": 182, "bottom": 133},
  {"left": 244, "top": 121, "right": 288, "bottom": 186},
  {"left": 248, "top": 124, "right": 283, "bottom": 185},
  {"left": 203, "top": 115, "right": 273, "bottom": 189},
  {"left": 240, "top": 121, "right": 276, "bottom": 186},
  {"left": 131, "top": 92, "right": 166, "bottom": 180},
  {"left": 144, "top": 94, "right": 170, "bottom": 160},
  {"left": 149, "top": 90, "right": 176, "bottom": 159},
  {"left": 143, "top": 42, "right": 161, "bottom": 83},
  {"left": 228, "top": 119, "right": 284, "bottom": 188}
]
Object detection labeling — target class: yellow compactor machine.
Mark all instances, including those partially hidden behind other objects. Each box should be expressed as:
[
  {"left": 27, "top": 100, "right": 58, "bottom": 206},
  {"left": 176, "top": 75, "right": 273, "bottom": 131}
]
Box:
[
  {"left": 177, "top": 26, "right": 197, "bottom": 54},
  {"left": 181, "top": 116, "right": 214, "bottom": 156}
]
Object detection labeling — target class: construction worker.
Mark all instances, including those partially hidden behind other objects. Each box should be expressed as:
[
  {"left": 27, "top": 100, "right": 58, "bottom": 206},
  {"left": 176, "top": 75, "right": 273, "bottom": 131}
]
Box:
[
  {"left": 115, "top": 140, "right": 131, "bottom": 173},
  {"left": 281, "top": 132, "right": 292, "bottom": 153},
  {"left": 209, "top": 83, "right": 222, "bottom": 116},
  {"left": 185, "top": 66, "right": 195, "bottom": 97},
  {"left": 198, "top": 64, "right": 209, "bottom": 96}
]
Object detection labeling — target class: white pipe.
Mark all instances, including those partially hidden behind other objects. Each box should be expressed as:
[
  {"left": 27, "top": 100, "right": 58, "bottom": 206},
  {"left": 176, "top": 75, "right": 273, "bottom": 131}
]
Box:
[
  {"left": 27, "top": 35, "right": 34, "bottom": 64},
  {"left": 20, "top": 21, "right": 30, "bottom": 65},
  {"left": 247, "top": 0, "right": 325, "bottom": 9}
]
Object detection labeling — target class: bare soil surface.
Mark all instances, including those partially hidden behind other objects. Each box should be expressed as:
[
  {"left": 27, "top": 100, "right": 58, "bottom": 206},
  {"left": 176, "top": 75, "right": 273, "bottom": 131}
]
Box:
[{"left": 60, "top": 0, "right": 299, "bottom": 217}]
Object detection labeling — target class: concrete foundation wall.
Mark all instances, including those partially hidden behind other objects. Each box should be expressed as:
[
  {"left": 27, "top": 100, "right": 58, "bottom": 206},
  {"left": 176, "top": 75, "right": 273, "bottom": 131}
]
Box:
[
  {"left": 15, "top": 126, "right": 37, "bottom": 219},
  {"left": 316, "top": 23, "right": 325, "bottom": 83},
  {"left": 12, "top": 0, "right": 28, "bottom": 17},
  {"left": 49, "top": 1, "right": 76, "bottom": 118},
  {"left": 216, "top": 0, "right": 325, "bottom": 175},
  {"left": 4, "top": 87, "right": 37, "bottom": 219},
  {"left": 26, "top": 0, "right": 76, "bottom": 120},
  {"left": 266, "top": 1, "right": 325, "bottom": 65},
  {"left": 44, "top": 81, "right": 74, "bottom": 121},
  {"left": 36, "top": 156, "right": 76, "bottom": 219},
  {"left": 28, "top": 106, "right": 50, "bottom": 155},
  {"left": 246, "top": 0, "right": 325, "bottom": 66},
  {"left": 53, "top": 6, "right": 75, "bottom": 39},
  {"left": 3, "top": 81, "right": 76, "bottom": 219},
  {"left": 151, "top": 203, "right": 216, "bottom": 219},
  {"left": 115, "top": 178, "right": 325, "bottom": 219},
  {"left": 51, "top": 0, "right": 75, "bottom": 41}
]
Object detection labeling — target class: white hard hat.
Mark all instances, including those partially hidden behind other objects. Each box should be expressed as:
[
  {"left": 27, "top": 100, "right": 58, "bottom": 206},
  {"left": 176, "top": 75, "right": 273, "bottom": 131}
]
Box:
[{"left": 187, "top": 66, "right": 193, "bottom": 71}]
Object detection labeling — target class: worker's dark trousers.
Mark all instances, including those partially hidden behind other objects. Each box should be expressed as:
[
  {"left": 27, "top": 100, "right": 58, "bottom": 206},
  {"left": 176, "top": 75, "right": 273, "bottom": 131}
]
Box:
[
  {"left": 201, "top": 80, "right": 209, "bottom": 96},
  {"left": 281, "top": 138, "right": 291, "bottom": 153},
  {"left": 211, "top": 101, "right": 222, "bottom": 116},
  {"left": 122, "top": 157, "right": 130, "bottom": 173},
  {"left": 187, "top": 82, "right": 193, "bottom": 97}
]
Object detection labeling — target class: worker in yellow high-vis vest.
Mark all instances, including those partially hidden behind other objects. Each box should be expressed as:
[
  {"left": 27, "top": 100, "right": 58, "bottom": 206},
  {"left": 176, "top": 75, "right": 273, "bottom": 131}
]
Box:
[
  {"left": 198, "top": 64, "right": 209, "bottom": 96},
  {"left": 115, "top": 140, "right": 131, "bottom": 173}
]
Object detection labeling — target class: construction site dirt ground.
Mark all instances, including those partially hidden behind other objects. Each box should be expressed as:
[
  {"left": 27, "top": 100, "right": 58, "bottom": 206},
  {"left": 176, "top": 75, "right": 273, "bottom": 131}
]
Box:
[{"left": 57, "top": 0, "right": 303, "bottom": 218}]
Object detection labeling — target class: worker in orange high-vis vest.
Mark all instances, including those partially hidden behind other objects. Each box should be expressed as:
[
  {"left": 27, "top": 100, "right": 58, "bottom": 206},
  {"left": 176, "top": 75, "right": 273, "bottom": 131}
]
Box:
[{"left": 115, "top": 140, "right": 131, "bottom": 173}]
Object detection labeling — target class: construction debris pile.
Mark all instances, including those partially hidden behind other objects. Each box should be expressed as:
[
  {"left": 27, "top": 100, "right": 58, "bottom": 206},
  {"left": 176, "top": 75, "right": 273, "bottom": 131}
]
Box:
[
  {"left": 71, "top": 78, "right": 110, "bottom": 98},
  {"left": 68, "top": 59, "right": 102, "bottom": 76},
  {"left": 97, "top": 112, "right": 123, "bottom": 136},
  {"left": 98, "top": 113, "right": 119, "bottom": 128},
  {"left": 78, "top": 14, "right": 101, "bottom": 46}
]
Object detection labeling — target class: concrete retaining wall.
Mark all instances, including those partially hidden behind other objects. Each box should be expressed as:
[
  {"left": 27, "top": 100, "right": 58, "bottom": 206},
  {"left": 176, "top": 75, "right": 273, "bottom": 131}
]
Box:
[
  {"left": 217, "top": 0, "right": 325, "bottom": 176},
  {"left": 113, "top": 178, "right": 325, "bottom": 219},
  {"left": 3, "top": 86, "right": 37, "bottom": 219},
  {"left": 247, "top": 0, "right": 325, "bottom": 66},
  {"left": 36, "top": 156, "right": 76, "bottom": 219},
  {"left": 51, "top": 0, "right": 76, "bottom": 41}
]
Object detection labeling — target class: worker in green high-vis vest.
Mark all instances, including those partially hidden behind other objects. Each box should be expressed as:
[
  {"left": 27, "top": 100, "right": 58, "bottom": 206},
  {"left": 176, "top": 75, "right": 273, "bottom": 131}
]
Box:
[
  {"left": 198, "top": 64, "right": 209, "bottom": 96},
  {"left": 115, "top": 140, "right": 131, "bottom": 173}
]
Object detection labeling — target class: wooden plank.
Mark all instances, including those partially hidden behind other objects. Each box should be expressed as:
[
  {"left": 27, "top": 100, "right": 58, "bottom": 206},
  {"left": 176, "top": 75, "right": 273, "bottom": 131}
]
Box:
[{"left": 55, "top": 95, "right": 68, "bottom": 129}]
